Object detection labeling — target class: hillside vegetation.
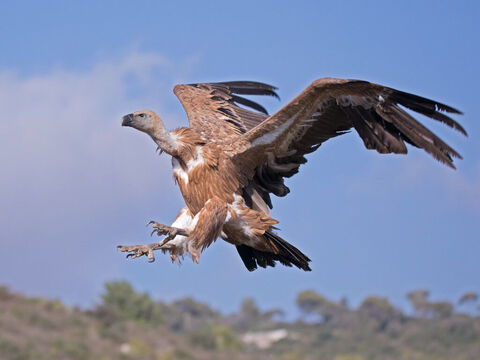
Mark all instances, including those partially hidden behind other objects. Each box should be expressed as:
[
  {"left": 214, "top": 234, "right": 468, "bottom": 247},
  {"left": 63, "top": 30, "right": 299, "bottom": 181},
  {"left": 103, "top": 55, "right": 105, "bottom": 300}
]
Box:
[{"left": 0, "top": 283, "right": 479, "bottom": 360}]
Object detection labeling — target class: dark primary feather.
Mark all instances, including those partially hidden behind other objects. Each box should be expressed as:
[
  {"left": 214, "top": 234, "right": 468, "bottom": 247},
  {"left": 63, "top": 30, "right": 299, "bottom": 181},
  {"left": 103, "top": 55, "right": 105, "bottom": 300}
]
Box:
[
  {"left": 332, "top": 84, "right": 465, "bottom": 169},
  {"left": 188, "top": 81, "right": 279, "bottom": 115},
  {"left": 388, "top": 88, "right": 467, "bottom": 136},
  {"left": 213, "top": 81, "right": 279, "bottom": 99},
  {"left": 231, "top": 95, "right": 271, "bottom": 115}
]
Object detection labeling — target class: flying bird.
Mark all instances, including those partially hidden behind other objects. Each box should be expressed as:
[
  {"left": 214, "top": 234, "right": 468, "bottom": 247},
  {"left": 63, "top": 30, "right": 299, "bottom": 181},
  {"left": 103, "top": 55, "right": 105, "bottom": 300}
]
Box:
[{"left": 118, "top": 78, "right": 466, "bottom": 271}]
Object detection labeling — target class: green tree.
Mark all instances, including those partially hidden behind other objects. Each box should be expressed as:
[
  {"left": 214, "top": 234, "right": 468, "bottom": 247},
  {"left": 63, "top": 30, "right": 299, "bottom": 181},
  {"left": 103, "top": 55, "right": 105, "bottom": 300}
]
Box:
[
  {"left": 359, "top": 296, "right": 399, "bottom": 330},
  {"left": 407, "top": 289, "right": 431, "bottom": 317},
  {"left": 429, "top": 301, "right": 453, "bottom": 318},
  {"left": 173, "top": 297, "right": 217, "bottom": 318},
  {"left": 236, "top": 298, "right": 261, "bottom": 329},
  {"left": 230, "top": 298, "right": 283, "bottom": 331},
  {"left": 406, "top": 289, "right": 453, "bottom": 319},
  {"left": 458, "top": 292, "right": 478, "bottom": 305},
  {"left": 169, "top": 297, "right": 219, "bottom": 331},
  {"left": 240, "top": 298, "right": 260, "bottom": 318},
  {"left": 97, "top": 281, "right": 165, "bottom": 325},
  {"left": 296, "top": 290, "right": 345, "bottom": 323},
  {"left": 458, "top": 291, "right": 479, "bottom": 315}
]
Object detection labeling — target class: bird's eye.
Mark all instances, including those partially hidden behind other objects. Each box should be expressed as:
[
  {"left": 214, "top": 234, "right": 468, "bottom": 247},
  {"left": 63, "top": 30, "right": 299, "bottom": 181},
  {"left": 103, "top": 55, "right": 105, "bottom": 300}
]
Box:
[{"left": 138, "top": 113, "right": 145, "bottom": 118}]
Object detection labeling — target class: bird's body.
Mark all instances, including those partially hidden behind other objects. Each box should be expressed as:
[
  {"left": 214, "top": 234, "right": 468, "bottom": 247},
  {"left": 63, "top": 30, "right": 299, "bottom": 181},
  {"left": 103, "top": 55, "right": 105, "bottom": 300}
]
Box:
[
  {"left": 138, "top": 123, "right": 307, "bottom": 269},
  {"left": 119, "top": 78, "right": 466, "bottom": 271},
  {"left": 169, "top": 129, "right": 237, "bottom": 214}
]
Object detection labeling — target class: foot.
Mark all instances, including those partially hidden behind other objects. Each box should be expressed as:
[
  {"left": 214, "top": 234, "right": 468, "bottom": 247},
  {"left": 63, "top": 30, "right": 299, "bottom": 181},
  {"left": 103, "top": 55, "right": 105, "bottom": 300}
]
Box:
[
  {"left": 148, "top": 221, "right": 188, "bottom": 239},
  {"left": 117, "top": 242, "right": 163, "bottom": 262},
  {"left": 117, "top": 222, "right": 189, "bottom": 263}
]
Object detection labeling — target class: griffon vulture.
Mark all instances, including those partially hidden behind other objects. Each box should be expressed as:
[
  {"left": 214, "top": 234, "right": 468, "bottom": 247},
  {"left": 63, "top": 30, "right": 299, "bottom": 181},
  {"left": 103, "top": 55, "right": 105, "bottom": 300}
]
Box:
[{"left": 118, "top": 78, "right": 465, "bottom": 271}]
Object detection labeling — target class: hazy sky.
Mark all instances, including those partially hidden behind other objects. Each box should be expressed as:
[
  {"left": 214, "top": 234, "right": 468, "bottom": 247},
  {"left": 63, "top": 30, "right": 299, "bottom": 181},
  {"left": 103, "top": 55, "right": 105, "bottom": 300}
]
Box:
[{"left": 1, "top": 1, "right": 479, "bottom": 315}]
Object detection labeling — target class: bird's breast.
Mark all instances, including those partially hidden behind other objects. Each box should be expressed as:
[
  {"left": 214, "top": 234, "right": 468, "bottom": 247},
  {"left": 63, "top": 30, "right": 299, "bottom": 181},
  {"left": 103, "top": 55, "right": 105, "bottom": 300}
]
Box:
[{"left": 172, "top": 154, "right": 235, "bottom": 214}]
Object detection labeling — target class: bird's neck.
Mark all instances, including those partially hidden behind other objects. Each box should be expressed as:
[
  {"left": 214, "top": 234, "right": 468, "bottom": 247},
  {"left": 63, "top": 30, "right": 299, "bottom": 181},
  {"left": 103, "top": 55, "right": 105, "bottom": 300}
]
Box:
[{"left": 150, "top": 127, "right": 179, "bottom": 157}]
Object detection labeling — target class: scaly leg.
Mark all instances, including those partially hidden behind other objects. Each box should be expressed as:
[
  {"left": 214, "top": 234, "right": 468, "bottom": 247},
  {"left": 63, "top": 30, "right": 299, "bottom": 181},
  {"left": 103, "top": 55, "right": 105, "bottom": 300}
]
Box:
[
  {"left": 117, "top": 242, "right": 163, "bottom": 262},
  {"left": 117, "top": 207, "right": 192, "bottom": 262},
  {"left": 118, "top": 199, "right": 228, "bottom": 264},
  {"left": 148, "top": 221, "right": 188, "bottom": 239}
]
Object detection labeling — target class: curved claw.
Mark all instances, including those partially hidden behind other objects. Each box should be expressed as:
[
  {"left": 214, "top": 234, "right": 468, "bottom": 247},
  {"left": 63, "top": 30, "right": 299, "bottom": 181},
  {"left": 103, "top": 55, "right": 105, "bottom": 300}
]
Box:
[
  {"left": 151, "top": 229, "right": 156, "bottom": 237},
  {"left": 147, "top": 249, "right": 154, "bottom": 262},
  {"left": 158, "top": 235, "right": 173, "bottom": 247},
  {"left": 118, "top": 241, "right": 165, "bottom": 263}
]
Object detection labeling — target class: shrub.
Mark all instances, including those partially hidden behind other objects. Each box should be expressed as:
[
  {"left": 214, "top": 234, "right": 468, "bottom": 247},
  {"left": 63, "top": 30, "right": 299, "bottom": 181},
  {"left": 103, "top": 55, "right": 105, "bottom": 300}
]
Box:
[{"left": 188, "top": 326, "right": 242, "bottom": 351}]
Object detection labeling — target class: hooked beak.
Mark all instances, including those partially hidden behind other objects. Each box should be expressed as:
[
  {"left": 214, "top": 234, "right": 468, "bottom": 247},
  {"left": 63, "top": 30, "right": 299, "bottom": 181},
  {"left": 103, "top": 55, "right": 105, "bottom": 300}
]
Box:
[{"left": 121, "top": 113, "right": 134, "bottom": 127}]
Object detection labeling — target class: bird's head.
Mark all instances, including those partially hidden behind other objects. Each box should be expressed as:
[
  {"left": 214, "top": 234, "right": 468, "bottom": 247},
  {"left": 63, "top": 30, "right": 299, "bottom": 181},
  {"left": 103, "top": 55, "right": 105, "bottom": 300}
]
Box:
[
  {"left": 122, "top": 109, "right": 178, "bottom": 156},
  {"left": 121, "top": 110, "right": 164, "bottom": 136}
]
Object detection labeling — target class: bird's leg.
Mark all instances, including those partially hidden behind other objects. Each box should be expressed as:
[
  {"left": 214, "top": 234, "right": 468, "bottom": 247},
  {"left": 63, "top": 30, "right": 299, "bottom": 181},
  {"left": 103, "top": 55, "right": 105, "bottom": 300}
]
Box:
[
  {"left": 117, "top": 207, "right": 192, "bottom": 263},
  {"left": 186, "top": 197, "right": 228, "bottom": 263},
  {"left": 117, "top": 242, "right": 164, "bottom": 262},
  {"left": 148, "top": 221, "right": 188, "bottom": 240},
  {"left": 117, "top": 199, "right": 228, "bottom": 264}
]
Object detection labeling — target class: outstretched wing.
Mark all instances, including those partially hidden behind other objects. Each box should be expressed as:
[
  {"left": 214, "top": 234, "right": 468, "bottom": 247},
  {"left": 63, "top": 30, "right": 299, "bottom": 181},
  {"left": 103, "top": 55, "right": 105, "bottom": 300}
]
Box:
[
  {"left": 173, "top": 81, "right": 279, "bottom": 142},
  {"left": 229, "top": 78, "right": 466, "bottom": 209}
]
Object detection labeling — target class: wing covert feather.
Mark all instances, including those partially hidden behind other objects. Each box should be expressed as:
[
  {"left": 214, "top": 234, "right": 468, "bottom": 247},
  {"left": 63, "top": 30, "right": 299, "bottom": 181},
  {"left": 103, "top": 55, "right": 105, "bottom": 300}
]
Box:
[{"left": 173, "top": 81, "right": 278, "bottom": 142}]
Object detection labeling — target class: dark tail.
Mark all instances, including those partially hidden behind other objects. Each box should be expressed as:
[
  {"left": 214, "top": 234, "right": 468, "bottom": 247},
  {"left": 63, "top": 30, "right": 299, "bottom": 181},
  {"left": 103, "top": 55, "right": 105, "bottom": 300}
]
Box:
[{"left": 236, "top": 230, "right": 311, "bottom": 272}]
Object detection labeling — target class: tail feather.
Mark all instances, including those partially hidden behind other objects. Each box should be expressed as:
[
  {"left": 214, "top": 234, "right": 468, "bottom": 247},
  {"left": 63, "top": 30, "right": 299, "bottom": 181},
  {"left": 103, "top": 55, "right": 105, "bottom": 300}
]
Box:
[{"left": 236, "top": 231, "right": 311, "bottom": 272}]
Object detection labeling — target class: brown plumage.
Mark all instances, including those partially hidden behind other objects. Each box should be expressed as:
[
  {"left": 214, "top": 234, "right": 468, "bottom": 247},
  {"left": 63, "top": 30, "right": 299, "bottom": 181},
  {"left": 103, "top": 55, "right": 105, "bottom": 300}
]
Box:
[{"left": 118, "top": 77, "right": 466, "bottom": 271}]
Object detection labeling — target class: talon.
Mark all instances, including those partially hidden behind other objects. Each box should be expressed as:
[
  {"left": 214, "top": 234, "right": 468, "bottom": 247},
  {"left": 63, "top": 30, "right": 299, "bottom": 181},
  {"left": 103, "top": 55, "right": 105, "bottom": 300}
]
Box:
[
  {"left": 118, "top": 222, "right": 187, "bottom": 263},
  {"left": 147, "top": 249, "right": 155, "bottom": 262},
  {"left": 118, "top": 242, "right": 164, "bottom": 262},
  {"left": 159, "top": 235, "right": 173, "bottom": 247}
]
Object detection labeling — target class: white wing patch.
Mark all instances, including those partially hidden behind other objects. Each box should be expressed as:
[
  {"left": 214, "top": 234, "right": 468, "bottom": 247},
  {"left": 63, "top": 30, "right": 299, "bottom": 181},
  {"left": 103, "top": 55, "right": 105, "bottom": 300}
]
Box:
[
  {"left": 171, "top": 147, "right": 206, "bottom": 185},
  {"left": 250, "top": 113, "right": 299, "bottom": 148},
  {"left": 186, "top": 147, "right": 205, "bottom": 171},
  {"left": 172, "top": 157, "right": 189, "bottom": 184}
]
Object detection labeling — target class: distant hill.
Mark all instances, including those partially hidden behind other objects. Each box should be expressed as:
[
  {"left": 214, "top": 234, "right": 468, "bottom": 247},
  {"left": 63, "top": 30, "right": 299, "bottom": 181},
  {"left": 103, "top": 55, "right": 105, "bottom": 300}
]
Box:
[{"left": 0, "top": 283, "right": 479, "bottom": 360}]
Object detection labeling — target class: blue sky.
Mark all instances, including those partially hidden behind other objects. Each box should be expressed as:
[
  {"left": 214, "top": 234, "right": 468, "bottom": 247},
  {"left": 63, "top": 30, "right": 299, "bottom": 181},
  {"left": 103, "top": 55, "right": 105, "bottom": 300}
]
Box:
[{"left": 0, "top": 1, "right": 479, "bottom": 315}]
